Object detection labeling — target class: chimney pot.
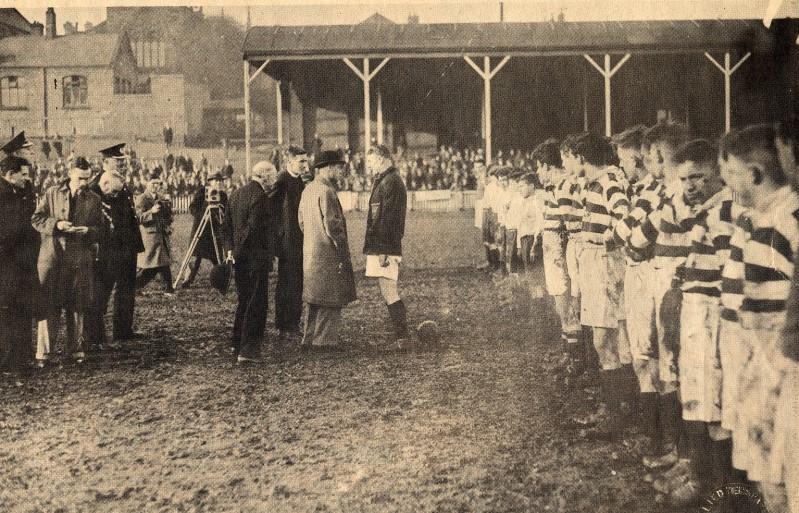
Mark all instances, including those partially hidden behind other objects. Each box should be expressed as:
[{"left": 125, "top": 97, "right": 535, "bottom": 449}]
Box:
[{"left": 45, "top": 7, "right": 56, "bottom": 39}]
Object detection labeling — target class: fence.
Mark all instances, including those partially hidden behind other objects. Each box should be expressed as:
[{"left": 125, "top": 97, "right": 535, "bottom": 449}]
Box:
[{"left": 169, "top": 190, "right": 478, "bottom": 214}]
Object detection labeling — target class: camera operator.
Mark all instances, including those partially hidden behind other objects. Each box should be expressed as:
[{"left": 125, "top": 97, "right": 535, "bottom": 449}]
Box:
[
  {"left": 179, "top": 171, "right": 229, "bottom": 289},
  {"left": 135, "top": 171, "right": 175, "bottom": 295}
]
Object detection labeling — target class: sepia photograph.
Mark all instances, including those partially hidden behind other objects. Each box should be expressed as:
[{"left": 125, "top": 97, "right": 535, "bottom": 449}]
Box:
[{"left": 0, "top": 0, "right": 798, "bottom": 511}]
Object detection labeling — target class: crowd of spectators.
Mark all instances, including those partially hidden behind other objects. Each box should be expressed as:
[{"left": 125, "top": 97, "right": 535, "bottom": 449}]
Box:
[{"left": 29, "top": 143, "right": 539, "bottom": 198}]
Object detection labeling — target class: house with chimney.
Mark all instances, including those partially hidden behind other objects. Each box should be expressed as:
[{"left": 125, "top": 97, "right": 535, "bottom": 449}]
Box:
[{"left": 0, "top": 7, "right": 201, "bottom": 144}]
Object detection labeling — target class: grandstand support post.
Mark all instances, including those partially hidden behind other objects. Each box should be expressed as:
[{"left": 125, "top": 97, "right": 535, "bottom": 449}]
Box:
[
  {"left": 464, "top": 55, "right": 510, "bottom": 165},
  {"left": 583, "top": 53, "right": 630, "bottom": 136},
  {"left": 243, "top": 58, "right": 270, "bottom": 175},
  {"left": 704, "top": 51, "right": 751, "bottom": 133},
  {"left": 376, "top": 89, "right": 384, "bottom": 145},
  {"left": 343, "top": 57, "right": 390, "bottom": 153},
  {"left": 244, "top": 60, "right": 251, "bottom": 175},
  {"left": 276, "top": 81, "right": 283, "bottom": 145}
]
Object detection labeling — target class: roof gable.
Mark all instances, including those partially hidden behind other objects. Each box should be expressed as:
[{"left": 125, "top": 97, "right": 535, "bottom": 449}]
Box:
[
  {"left": 0, "top": 8, "right": 32, "bottom": 34},
  {"left": 0, "top": 33, "right": 122, "bottom": 68}
]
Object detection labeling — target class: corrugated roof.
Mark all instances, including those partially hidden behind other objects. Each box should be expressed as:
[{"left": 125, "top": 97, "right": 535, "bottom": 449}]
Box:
[
  {"left": 243, "top": 19, "right": 770, "bottom": 59},
  {"left": 0, "top": 33, "right": 122, "bottom": 68}
]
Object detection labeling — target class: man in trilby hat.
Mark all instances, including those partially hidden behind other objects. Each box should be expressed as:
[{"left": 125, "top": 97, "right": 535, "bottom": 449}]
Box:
[{"left": 298, "top": 150, "right": 356, "bottom": 351}]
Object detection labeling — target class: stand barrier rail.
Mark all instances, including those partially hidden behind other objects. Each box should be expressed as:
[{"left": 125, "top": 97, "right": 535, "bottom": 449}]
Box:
[{"left": 169, "top": 190, "right": 478, "bottom": 214}]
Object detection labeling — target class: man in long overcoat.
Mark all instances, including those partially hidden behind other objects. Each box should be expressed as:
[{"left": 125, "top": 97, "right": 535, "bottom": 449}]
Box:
[
  {"left": 271, "top": 146, "right": 308, "bottom": 338},
  {"left": 87, "top": 144, "right": 145, "bottom": 345},
  {"left": 180, "top": 171, "right": 228, "bottom": 288},
  {"left": 226, "top": 161, "right": 277, "bottom": 363},
  {"left": 298, "top": 150, "right": 356, "bottom": 350},
  {"left": 135, "top": 173, "right": 175, "bottom": 294},
  {"left": 32, "top": 157, "right": 107, "bottom": 366},
  {"left": 0, "top": 155, "right": 38, "bottom": 371}
]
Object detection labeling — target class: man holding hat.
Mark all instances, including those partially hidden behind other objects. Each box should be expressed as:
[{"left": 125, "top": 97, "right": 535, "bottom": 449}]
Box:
[
  {"left": 226, "top": 160, "right": 278, "bottom": 363},
  {"left": 271, "top": 146, "right": 309, "bottom": 341},
  {"left": 0, "top": 155, "right": 38, "bottom": 372},
  {"left": 180, "top": 170, "right": 229, "bottom": 289},
  {"left": 87, "top": 144, "right": 144, "bottom": 346},
  {"left": 135, "top": 171, "right": 175, "bottom": 294},
  {"left": 298, "top": 150, "right": 356, "bottom": 351},
  {"left": 32, "top": 156, "right": 107, "bottom": 366}
]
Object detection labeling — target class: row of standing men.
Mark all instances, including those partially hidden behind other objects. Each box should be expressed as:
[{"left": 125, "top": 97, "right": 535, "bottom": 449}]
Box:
[{"left": 481, "top": 122, "right": 798, "bottom": 511}]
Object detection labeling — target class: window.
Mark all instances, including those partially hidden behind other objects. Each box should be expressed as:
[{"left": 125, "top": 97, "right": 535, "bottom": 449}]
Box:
[
  {"left": 114, "top": 75, "right": 151, "bottom": 95},
  {"left": 63, "top": 75, "right": 88, "bottom": 108},
  {"left": 0, "top": 76, "right": 26, "bottom": 109},
  {"left": 133, "top": 40, "right": 166, "bottom": 68}
]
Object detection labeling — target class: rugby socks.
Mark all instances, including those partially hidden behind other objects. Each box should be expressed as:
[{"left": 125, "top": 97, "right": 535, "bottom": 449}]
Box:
[
  {"left": 387, "top": 300, "right": 409, "bottom": 339},
  {"left": 639, "top": 392, "right": 661, "bottom": 454}
]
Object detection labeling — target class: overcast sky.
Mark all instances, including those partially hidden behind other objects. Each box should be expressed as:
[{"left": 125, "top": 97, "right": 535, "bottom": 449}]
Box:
[{"left": 16, "top": 0, "right": 799, "bottom": 34}]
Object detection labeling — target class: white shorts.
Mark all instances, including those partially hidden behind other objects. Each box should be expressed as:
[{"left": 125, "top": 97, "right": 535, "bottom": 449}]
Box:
[
  {"left": 625, "top": 262, "right": 657, "bottom": 361},
  {"left": 678, "top": 295, "right": 722, "bottom": 422},
  {"left": 365, "top": 255, "right": 402, "bottom": 281},
  {"left": 542, "top": 231, "right": 568, "bottom": 296},
  {"left": 578, "top": 244, "right": 624, "bottom": 329}
]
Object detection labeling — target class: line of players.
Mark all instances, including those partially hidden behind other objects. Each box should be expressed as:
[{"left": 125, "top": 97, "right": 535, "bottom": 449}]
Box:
[{"left": 480, "top": 122, "right": 798, "bottom": 511}]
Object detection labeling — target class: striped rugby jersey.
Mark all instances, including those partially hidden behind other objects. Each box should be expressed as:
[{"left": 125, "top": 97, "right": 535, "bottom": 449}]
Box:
[
  {"left": 612, "top": 173, "right": 664, "bottom": 248},
  {"left": 563, "top": 175, "right": 587, "bottom": 234},
  {"left": 629, "top": 188, "right": 697, "bottom": 271},
  {"left": 580, "top": 167, "right": 630, "bottom": 246},
  {"left": 740, "top": 186, "right": 799, "bottom": 324},
  {"left": 720, "top": 206, "right": 751, "bottom": 322},
  {"left": 543, "top": 184, "right": 562, "bottom": 232},
  {"left": 680, "top": 188, "right": 733, "bottom": 298}
]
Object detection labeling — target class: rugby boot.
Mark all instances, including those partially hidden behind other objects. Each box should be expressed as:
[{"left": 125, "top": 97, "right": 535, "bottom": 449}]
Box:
[
  {"left": 653, "top": 458, "right": 694, "bottom": 493},
  {"left": 643, "top": 446, "right": 679, "bottom": 470},
  {"left": 668, "top": 477, "right": 701, "bottom": 508}
]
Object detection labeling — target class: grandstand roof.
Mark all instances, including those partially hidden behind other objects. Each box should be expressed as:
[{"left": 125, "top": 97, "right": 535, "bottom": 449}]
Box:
[{"left": 243, "top": 19, "right": 772, "bottom": 61}]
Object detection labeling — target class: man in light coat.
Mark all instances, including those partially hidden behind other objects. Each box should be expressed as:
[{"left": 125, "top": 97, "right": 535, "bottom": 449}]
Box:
[
  {"left": 135, "top": 172, "right": 175, "bottom": 294},
  {"left": 298, "top": 150, "right": 356, "bottom": 351},
  {"left": 32, "top": 157, "right": 107, "bottom": 366}
]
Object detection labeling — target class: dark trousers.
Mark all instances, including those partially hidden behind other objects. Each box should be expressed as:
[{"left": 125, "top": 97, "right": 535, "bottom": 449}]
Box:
[
  {"left": 0, "top": 304, "right": 33, "bottom": 370},
  {"left": 182, "top": 257, "right": 210, "bottom": 287},
  {"left": 89, "top": 252, "right": 138, "bottom": 344},
  {"left": 136, "top": 266, "right": 174, "bottom": 293},
  {"left": 232, "top": 259, "right": 269, "bottom": 359},
  {"left": 275, "top": 255, "right": 303, "bottom": 332}
]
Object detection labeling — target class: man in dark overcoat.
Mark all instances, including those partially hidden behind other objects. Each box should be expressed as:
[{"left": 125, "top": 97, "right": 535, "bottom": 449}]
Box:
[
  {"left": 180, "top": 171, "right": 228, "bottom": 288},
  {"left": 363, "top": 144, "right": 409, "bottom": 348},
  {"left": 226, "top": 161, "right": 277, "bottom": 363},
  {"left": 0, "top": 155, "right": 38, "bottom": 372},
  {"left": 32, "top": 157, "right": 107, "bottom": 366},
  {"left": 87, "top": 144, "right": 145, "bottom": 346},
  {"left": 298, "top": 150, "right": 357, "bottom": 351},
  {"left": 271, "top": 146, "right": 308, "bottom": 338}
]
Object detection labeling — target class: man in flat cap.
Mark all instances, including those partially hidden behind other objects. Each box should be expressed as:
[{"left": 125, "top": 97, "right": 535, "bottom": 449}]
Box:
[
  {"left": 298, "top": 150, "right": 356, "bottom": 351},
  {"left": 86, "top": 144, "right": 145, "bottom": 347},
  {"left": 135, "top": 171, "right": 175, "bottom": 294},
  {"left": 271, "top": 146, "right": 309, "bottom": 343},
  {"left": 180, "top": 170, "right": 229, "bottom": 288},
  {"left": 32, "top": 157, "right": 107, "bottom": 366},
  {"left": 0, "top": 155, "right": 38, "bottom": 372},
  {"left": 226, "top": 160, "right": 277, "bottom": 363}
]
